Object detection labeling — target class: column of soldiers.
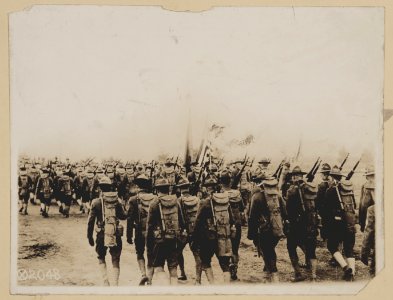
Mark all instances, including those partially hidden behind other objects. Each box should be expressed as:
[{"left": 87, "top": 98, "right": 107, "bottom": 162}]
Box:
[{"left": 17, "top": 155, "right": 377, "bottom": 285}]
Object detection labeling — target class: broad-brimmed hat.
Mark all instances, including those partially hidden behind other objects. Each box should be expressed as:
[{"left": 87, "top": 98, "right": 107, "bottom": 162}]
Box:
[
  {"left": 290, "top": 166, "right": 307, "bottom": 175},
  {"left": 20, "top": 167, "right": 27, "bottom": 176},
  {"left": 329, "top": 165, "right": 343, "bottom": 177},
  {"left": 319, "top": 163, "right": 331, "bottom": 173},
  {"left": 98, "top": 176, "right": 112, "bottom": 186},
  {"left": 203, "top": 175, "right": 217, "bottom": 187},
  {"left": 365, "top": 166, "right": 375, "bottom": 176},
  {"left": 176, "top": 176, "right": 190, "bottom": 188},
  {"left": 154, "top": 177, "right": 170, "bottom": 188},
  {"left": 258, "top": 157, "right": 271, "bottom": 164}
]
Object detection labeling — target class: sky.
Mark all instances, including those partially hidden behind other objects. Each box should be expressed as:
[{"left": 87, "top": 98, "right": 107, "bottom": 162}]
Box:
[{"left": 10, "top": 6, "right": 384, "bottom": 164}]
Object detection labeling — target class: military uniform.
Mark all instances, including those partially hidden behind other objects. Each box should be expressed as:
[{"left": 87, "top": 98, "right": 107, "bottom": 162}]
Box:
[
  {"left": 193, "top": 178, "right": 234, "bottom": 284},
  {"left": 176, "top": 177, "right": 202, "bottom": 284},
  {"left": 361, "top": 205, "right": 375, "bottom": 276},
  {"left": 35, "top": 170, "right": 54, "bottom": 217},
  {"left": 248, "top": 178, "right": 287, "bottom": 282},
  {"left": 146, "top": 178, "right": 186, "bottom": 285},
  {"left": 127, "top": 175, "right": 157, "bottom": 285},
  {"left": 87, "top": 176, "right": 127, "bottom": 286},
  {"left": 315, "top": 163, "right": 331, "bottom": 241},
  {"left": 220, "top": 170, "right": 244, "bottom": 281},
  {"left": 284, "top": 166, "right": 319, "bottom": 282},
  {"left": 18, "top": 168, "right": 33, "bottom": 215},
  {"left": 57, "top": 174, "right": 75, "bottom": 217},
  {"left": 324, "top": 166, "right": 356, "bottom": 281}
]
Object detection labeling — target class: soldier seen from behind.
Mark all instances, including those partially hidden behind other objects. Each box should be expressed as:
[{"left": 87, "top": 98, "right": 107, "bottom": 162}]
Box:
[
  {"left": 247, "top": 176, "right": 288, "bottom": 283},
  {"left": 126, "top": 174, "right": 157, "bottom": 285},
  {"left": 146, "top": 177, "right": 187, "bottom": 285},
  {"left": 324, "top": 165, "right": 357, "bottom": 281},
  {"left": 87, "top": 176, "right": 127, "bottom": 286}
]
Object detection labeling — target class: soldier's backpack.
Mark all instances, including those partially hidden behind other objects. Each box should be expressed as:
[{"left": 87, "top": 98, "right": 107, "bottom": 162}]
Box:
[
  {"left": 158, "top": 195, "right": 180, "bottom": 240},
  {"left": 301, "top": 182, "right": 319, "bottom": 237},
  {"left": 102, "top": 192, "right": 121, "bottom": 247},
  {"left": 228, "top": 189, "right": 242, "bottom": 226},
  {"left": 42, "top": 178, "right": 52, "bottom": 199},
  {"left": 181, "top": 195, "right": 200, "bottom": 235},
  {"left": 19, "top": 176, "right": 29, "bottom": 197},
  {"left": 61, "top": 175, "right": 72, "bottom": 196},
  {"left": 262, "top": 179, "right": 285, "bottom": 238},
  {"left": 211, "top": 192, "right": 232, "bottom": 256},
  {"left": 338, "top": 180, "right": 357, "bottom": 233},
  {"left": 137, "top": 193, "right": 156, "bottom": 238}
]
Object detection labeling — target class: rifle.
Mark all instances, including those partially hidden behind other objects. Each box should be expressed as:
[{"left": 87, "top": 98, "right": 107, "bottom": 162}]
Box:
[
  {"left": 231, "top": 156, "right": 249, "bottom": 189},
  {"left": 158, "top": 200, "right": 166, "bottom": 233},
  {"left": 307, "top": 159, "right": 321, "bottom": 183},
  {"left": 218, "top": 157, "right": 225, "bottom": 169},
  {"left": 150, "top": 160, "right": 156, "bottom": 189},
  {"left": 339, "top": 153, "right": 350, "bottom": 171},
  {"left": 272, "top": 161, "right": 284, "bottom": 179},
  {"left": 346, "top": 158, "right": 361, "bottom": 180},
  {"left": 306, "top": 157, "right": 320, "bottom": 182},
  {"left": 174, "top": 156, "right": 179, "bottom": 169},
  {"left": 298, "top": 182, "right": 306, "bottom": 212},
  {"left": 210, "top": 198, "right": 217, "bottom": 227}
]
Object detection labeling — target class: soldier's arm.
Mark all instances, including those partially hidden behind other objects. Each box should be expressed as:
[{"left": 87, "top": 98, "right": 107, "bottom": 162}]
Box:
[
  {"left": 126, "top": 198, "right": 136, "bottom": 240},
  {"left": 193, "top": 200, "right": 209, "bottom": 242},
  {"left": 278, "top": 194, "right": 288, "bottom": 220},
  {"left": 87, "top": 201, "right": 97, "bottom": 239},
  {"left": 35, "top": 178, "right": 41, "bottom": 197},
  {"left": 116, "top": 202, "right": 128, "bottom": 220},
  {"left": 247, "top": 193, "right": 261, "bottom": 240},
  {"left": 146, "top": 200, "right": 159, "bottom": 250}
]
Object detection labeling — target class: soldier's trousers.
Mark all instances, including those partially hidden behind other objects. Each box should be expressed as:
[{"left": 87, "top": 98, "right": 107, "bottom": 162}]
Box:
[
  {"left": 327, "top": 230, "right": 355, "bottom": 257},
  {"left": 149, "top": 240, "right": 178, "bottom": 270},
  {"left": 287, "top": 230, "right": 317, "bottom": 261},
  {"left": 254, "top": 232, "right": 280, "bottom": 273},
  {"left": 95, "top": 232, "right": 122, "bottom": 263},
  {"left": 134, "top": 235, "right": 153, "bottom": 266},
  {"left": 200, "top": 240, "right": 231, "bottom": 272},
  {"left": 59, "top": 194, "right": 73, "bottom": 206},
  {"left": 231, "top": 225, "right": 242, "bottom": 264}
]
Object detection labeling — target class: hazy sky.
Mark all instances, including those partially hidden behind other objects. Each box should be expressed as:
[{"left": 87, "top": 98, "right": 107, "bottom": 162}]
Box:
[{"left": 10, "top": 6, "right": 384, "bottom": 162}]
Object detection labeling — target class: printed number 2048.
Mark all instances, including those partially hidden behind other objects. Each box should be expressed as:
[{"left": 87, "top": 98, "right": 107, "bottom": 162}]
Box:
[{"left": 17, "top": 268, "right": 61, "bottom": 281}]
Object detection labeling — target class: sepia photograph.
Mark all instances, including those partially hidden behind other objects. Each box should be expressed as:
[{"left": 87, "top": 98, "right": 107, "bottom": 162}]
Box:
[{"left": 9, "top": 5, "right": 384, "bottom": 294}]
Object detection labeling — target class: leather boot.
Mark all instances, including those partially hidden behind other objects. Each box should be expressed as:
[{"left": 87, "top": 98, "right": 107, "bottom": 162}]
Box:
[
  {"left": 204, "top": 268, "right": 215, "bottom": 284},
  {"left": 194, "top": 256, "right": 202, "bottom": 285},
  {"left": 22, "top": 203, "right": 28, "bottom": 215},
  {"left": 98, "top": 262, "right": 110, "bottom": 286},
  {"left": 137, "top": 259, "right": 148, "bottom": 286},
  {"left": 147, "top": 266, "right": 154, "bottom": 285},
  {"left": 290, "top": 257, "right": 306, "bottom": 282}
]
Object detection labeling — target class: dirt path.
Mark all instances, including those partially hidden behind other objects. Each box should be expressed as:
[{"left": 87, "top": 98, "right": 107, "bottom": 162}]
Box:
[{"left": 17, "top": 203, "right": 371, "bottom": 286}]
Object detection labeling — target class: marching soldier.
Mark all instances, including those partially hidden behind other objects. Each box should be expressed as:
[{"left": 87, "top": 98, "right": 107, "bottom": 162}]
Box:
[
  {"left": 176, "top": 176, "right": 202, "bottom": 284},
  {"left": 28, "top": 164, "right": 41, "bottom": 205},
  {"left": 361, "top": 204, "right": 375, "bottom": 276},
  {"left": 126, "top": 174, "right": 157, "bottom": 286},
  {"left": 315, "top": 163, "right": 331, "bottom": 241},
  {"left": 285, "top": 166, "right": 319, "bottom": 282},
  {"left": 81, "top": 168, "right": 95, "bottom": 213},
  {"left": 146, "top": 177, "right": 187, "bottom": 285},
  {"left": 248, "top": 177, "right": 287, "bottom": 282},
  {"left": 35, "top": 168, "right": 54, "bottom": 217},
  {"left": 74, "top": 167, "right": 86, "bottom": 213},
  {"left": 220, "top": 170, "right": 244, "bottom": 281},
  {"left": 359, "top": 166, "right": 375, "bottom": 233},
  {"left": 57, "top": 171, "right": 75, "bottom": 218},
  {"left": 193, "top": 176, "right": 234, "bottom": 284},
  {"left": 325, "top": 166, "right": 357, "bottom": 281},
  {"left": 87, "top": 176, "right": 127, "bottom": 286},
  {"left": 18, "top": 167, "right": 33, "bottom": 215},
  {"left": 359, "top": 166, "right": 375, "bottom": 276}
]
